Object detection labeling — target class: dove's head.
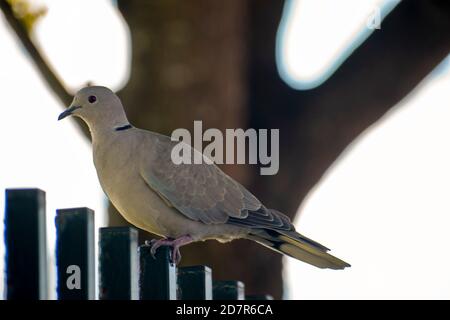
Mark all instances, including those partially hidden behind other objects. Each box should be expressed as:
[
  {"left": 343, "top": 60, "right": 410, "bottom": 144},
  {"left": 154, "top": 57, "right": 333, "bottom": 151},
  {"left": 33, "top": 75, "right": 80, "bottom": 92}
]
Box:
[{"left": 58, "top": 86, "right": 128, "bottom": 131}]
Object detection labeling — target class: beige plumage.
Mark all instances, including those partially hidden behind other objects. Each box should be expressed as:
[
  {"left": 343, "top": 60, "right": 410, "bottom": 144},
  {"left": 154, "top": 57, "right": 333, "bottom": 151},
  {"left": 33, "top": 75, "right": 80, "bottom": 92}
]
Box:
[{"left": 58, "top": 86, "right": 350, "bottom": 269}]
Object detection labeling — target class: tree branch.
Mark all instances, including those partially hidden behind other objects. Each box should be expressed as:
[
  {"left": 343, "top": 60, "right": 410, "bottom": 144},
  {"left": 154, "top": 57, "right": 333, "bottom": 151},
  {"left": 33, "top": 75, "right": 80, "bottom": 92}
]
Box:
[
  {"left": 0, "top": 0, "right": 92, "bottom": 139},
  {"left": 0, "top": 0, "right": 72, "bottom": 105},
  {"left": 247, "top": 0, "right": 450, "bottom": 215}
]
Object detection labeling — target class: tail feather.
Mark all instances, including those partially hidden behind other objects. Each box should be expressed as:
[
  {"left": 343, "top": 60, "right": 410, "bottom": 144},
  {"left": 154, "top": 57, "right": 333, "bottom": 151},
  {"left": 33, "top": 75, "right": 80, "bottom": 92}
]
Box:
[
  {"left": 248, "top": 230, "right": 350, "bottom": 270},
  {"left": 276, "top": 230, "right": 331, "bottom": 252}
]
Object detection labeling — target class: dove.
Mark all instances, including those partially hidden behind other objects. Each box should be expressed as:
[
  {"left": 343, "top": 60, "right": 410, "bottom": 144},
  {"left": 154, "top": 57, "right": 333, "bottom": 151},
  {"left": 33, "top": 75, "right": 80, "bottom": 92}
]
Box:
[{"left": 58, "top": 86, "right": 350, "bottom": 269}]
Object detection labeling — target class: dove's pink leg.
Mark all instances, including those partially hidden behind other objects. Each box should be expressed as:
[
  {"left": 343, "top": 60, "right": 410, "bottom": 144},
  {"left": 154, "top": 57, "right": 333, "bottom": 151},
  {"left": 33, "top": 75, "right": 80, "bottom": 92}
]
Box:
[{"left": 146, "top": 235, "right": 193, "bottom": 264}]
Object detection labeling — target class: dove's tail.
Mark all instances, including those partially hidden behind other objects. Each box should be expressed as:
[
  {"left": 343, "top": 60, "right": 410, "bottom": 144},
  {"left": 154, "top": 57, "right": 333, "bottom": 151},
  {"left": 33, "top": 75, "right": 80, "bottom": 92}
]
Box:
[{"left": 247, "top": 229, "right": 350, "bottom": 270}]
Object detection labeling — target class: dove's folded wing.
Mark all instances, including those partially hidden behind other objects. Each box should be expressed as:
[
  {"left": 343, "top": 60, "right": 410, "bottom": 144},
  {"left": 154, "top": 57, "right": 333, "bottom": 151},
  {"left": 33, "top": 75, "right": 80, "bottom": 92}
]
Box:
[
  {"left": 138, "top": 134, "right": 324, "bottom": 250},
  {"left": 139, "top": 134, "right": 261, "bottom": 225}
]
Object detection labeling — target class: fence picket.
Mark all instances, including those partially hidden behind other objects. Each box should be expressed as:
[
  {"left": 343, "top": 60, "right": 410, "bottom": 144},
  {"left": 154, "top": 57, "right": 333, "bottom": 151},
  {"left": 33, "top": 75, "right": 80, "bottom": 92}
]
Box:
[
  {"left": 213, "top": 280, "right": 245, "bottom": 300},
  {"left": 178, "top": 265, "right": 213, "bottom": 300},
  {"left": 139, "top": 244, "right": 177, "bottom": 300},
  {"left": 99, "top": 227, "right": 139, "bottom": 300},
  {"left": 55, "top": 207, "right": 95, "bottom": 300},
  {"left": 246, "top": 294, "right": 274, "bottom": 300},
  {"left": 4, "top": 189, "right": 48, "bottom": 299}
]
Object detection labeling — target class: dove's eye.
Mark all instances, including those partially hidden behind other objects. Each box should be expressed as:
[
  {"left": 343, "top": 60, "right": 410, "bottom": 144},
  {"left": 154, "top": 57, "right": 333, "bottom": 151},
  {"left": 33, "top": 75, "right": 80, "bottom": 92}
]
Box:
[{"left": 88, "top": 95, "right": 97, "bottom": 103}]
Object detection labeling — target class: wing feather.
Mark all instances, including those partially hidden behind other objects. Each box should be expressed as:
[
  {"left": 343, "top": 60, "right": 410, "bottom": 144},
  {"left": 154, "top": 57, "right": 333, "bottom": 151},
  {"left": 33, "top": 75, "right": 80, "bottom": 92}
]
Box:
[
  {"left": 140, "top": 135, "right": 260, "bottom": 224},
  {"left": 139, "top": 134, "right": 305, "bottom": 239}
]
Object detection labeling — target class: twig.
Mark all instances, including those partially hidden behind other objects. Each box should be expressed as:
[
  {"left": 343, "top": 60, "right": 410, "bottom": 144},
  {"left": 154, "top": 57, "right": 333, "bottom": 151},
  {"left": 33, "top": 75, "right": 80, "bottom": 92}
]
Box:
[{"left": 0, "top": 0, "right": 91, "bottom": 138}]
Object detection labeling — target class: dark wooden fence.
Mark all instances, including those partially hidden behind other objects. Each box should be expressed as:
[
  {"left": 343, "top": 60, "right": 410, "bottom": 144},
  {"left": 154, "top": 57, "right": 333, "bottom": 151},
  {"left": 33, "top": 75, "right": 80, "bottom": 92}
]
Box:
[{"left": 3, "top": 188, "right": 273, "bottom": 300}]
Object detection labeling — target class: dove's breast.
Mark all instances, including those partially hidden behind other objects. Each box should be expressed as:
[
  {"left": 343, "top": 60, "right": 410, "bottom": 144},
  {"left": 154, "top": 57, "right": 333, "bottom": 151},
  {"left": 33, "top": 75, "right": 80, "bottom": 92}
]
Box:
[
  {"left": 91, "top": 130, "right": 249, "bottom": 242},
  {"left": 92, "top": 132, "right": 168, "bottom": 236}
]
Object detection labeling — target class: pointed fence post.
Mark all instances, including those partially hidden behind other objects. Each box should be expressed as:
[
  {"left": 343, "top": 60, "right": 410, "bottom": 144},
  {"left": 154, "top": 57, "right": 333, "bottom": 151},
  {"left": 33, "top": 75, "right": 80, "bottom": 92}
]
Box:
[
  {"left": 4, "top": 189, "right": 48, "bottom": 299},
  {"left": 213, "top": 280, "right": 245, "bottom": 300},
  {"left": 139, "top": 245, "right": 177, "bottom": 300},
  {"left": 55, "top": 207, "right": 95, "bottom": 300},
  {"left": 99, "top": 227, "right": 139, "bottom": 300},
  {"left": 178, "top": 265, "right": 212, "bottom": 300}
]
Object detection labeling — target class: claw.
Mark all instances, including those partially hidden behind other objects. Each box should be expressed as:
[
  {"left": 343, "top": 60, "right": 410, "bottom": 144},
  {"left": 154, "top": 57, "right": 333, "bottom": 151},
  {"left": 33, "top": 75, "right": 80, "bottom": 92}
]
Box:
[
  {"left": 145, "top": 239, "right": 158, "bottom": 257},
  {"left": 147, "top": 239, "right": 168, "bottom": 259},
  {"left": 174, "top": 249, "right": 182, "bottom": 265},
  {"left": 170, "top": 247, "right": 182, "bottom": 265},
  {"left": 150, "top": 245, "right": 157, "bottom": 258},
  {"left": 145, "top": 235, "right": 193, "bottom": 264}
]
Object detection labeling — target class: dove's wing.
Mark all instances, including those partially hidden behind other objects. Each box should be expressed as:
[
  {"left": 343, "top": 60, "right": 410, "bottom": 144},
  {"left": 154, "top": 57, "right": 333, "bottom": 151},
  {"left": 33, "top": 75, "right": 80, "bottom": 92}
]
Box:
[
  {"left": 139, "top": 134, "right": 261, "bottom": 224},
  {"left": 139, "top": 134, "right": 330, "bottom": 251}
]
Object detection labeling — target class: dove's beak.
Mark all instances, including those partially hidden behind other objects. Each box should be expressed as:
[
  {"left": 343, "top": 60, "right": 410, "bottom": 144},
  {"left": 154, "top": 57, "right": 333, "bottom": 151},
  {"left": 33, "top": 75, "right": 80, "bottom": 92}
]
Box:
[{"left": 58, "top": 105, "right": 81, "bottom": 121}]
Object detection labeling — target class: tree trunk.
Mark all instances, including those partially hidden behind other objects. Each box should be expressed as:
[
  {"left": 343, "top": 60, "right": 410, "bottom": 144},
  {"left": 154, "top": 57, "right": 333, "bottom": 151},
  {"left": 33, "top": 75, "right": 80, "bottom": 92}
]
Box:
[
  {"left": 3, "top": 0, "right": 448, "bottom": 299},
  {"left": 114, "top": 0, "right": 282, "bottom": 296},
  {"left": 113, "top": 0, "right": 450, "bottom": 299}
]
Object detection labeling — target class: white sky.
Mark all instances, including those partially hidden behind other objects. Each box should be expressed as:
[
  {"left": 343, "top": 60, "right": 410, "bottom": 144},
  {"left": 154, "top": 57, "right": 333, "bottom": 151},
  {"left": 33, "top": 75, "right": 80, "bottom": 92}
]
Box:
[
  {"left": 280, "top": 0, "right": 450, "bottom": 300},
  {"left": 0, "top": 0, "right": 128, "bottom": 299},
  {"left": 285, "top": 56, "right": 450, "bottom": 299},
  {"left": 278, "top": 0, "right": 400, "bottom": 89},
  {"left": 1, "top": 0, "right": 449, "bottom": 300}
]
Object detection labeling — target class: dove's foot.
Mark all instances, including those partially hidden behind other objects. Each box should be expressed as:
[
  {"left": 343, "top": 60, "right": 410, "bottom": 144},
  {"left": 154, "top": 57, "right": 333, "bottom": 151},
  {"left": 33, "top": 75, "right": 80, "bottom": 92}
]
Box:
[{"left": 145, "top": 235, "right": 193, "bottom": 264}]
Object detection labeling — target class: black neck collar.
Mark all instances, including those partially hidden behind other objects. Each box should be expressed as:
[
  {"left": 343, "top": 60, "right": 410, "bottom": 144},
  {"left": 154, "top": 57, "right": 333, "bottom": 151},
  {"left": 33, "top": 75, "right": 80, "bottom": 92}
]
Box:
[{"left": 115, "top": 124, "right": 133, "bottom": 131}]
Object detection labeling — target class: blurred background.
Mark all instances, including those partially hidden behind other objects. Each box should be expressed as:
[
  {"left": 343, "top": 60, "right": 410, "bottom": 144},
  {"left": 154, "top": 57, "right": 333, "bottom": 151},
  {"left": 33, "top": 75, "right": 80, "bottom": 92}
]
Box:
[{"left": 0, "top": 0, "right": 449, "bottom": 299}]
